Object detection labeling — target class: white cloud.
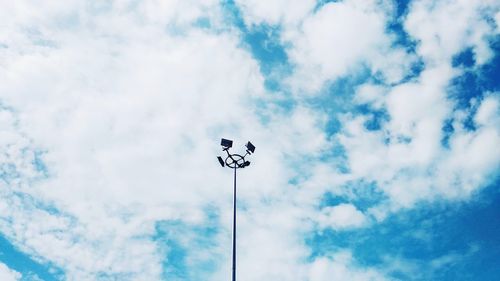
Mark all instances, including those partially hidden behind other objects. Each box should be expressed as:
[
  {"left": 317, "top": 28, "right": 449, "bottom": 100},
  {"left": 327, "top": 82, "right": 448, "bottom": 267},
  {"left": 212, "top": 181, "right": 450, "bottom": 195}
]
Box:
[
  {"left": 475, "top": 94, "right": 500, "bottom": 126},
  {"left": 317, "top": 203, "right": 367, "bottom": 229},
  {"left": 439, "top": 101, "right": 500, "bottom": 196},
  {"left": 0, "top": 1, "right": 348, "bottom": 279},
  {"left": 235, "top": 0, "right": 316, "bottom": 27},
  {"left": 287, "top": 0, "right": 392, "bottom": 92},
  {"left": 137, "top": 0, "right": 221, "bottom": 27},
  {"left": 405, "top": 0, "right": 499, "bottom": 65},
  {"left": 330, "top": 0, "right": 499, "bottom": 213},
  {"left": 0, "top": 263, "right": 20, "bottom": 281},
  {"left": 340, "top": 67, "right": 500, "bottom": 212},
  {"left": 0, "top": 0, "right": 498, "bottom": 280},
  {"left": 309, "top": 251, "right": 390, "bottom": 281},
  {"left": 0, "top": 1, "right": 273, "bottom": 279},
  {"left": 354, "top": 83, "right": 387, "bottom": 109}
]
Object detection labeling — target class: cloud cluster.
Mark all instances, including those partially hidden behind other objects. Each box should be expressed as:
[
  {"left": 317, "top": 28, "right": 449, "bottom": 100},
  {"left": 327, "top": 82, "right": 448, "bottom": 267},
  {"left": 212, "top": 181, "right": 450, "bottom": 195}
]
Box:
[
  {"left": 317, "top": 203, "right": 367, "bottom": 229},
  {"left": 405, "top": 0, "right": 498, "bottom": 64},
  {"left": 288, "top": 0, "right": 396, "bottom": 92},
  {"left": 336, "top": 0, "right": 500, "bottom": 217},
  {"left": 0, "top": 0, "right": 498, "bottom": 280},
  {"left": 309, "top": 251, "right": 390, "bottom": 281},
  {"left": 0, "top": 1, "right": 267, "bottom": 279},
  {"left": 0, "top": 263, "right": 20, "bottom": 281}
]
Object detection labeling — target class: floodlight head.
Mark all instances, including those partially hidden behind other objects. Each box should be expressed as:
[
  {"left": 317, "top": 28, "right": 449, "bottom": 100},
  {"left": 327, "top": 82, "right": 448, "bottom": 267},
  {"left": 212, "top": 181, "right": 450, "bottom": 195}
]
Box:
[
  {"left": 217, "top": 156, "right": 225, "bottom": 167},
  {"left": 243, "top": 161, "right": 251, "bottom": 167},
  {"left": 221, "top": 138, "right": 233, "bottom": 149},
  {"left": 246, "top": 141, "right": 255, "bottom": 154}
]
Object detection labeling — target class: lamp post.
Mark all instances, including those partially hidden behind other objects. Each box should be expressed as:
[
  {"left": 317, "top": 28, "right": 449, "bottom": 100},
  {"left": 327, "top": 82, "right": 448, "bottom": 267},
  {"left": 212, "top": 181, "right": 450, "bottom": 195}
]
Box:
[{"left": 217, "top": 138, "right": 256, "bottom": 281}]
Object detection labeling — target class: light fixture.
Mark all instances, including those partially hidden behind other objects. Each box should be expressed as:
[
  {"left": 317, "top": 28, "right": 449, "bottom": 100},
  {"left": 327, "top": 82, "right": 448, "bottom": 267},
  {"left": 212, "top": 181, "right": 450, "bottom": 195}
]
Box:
[
  {"left": 217, "top": 156, "right": 225, "bottom": 167},
  {"left": 221, "top": 138, "right": 233, "bottom": 149},
  {"left": 245, "top": 141, "right": 255, "bottom": 154}
]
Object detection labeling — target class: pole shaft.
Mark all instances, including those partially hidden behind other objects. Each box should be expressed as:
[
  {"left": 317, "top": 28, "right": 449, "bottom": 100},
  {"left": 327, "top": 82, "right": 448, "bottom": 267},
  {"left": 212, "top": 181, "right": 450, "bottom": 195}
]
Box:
[{"left": 232, "top": 166, "right": 237, "bottom": 281}]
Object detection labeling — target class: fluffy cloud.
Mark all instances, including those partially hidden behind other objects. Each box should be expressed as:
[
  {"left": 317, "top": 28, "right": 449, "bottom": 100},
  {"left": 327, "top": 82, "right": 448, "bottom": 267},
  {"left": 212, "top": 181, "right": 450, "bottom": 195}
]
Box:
[
  {"left": 332, "top": 0, "right": 500, "bottom": 214},
  {"left": 284, "top": 0, "right": 420, "bottom": 93},
  {"left": 0, "top": 263, "right": 21, "bottom": 281},
  {"left": 317, "top": 203, "right": 367, "bottom": 229},
  {"left": 405, "top": 0, "right": 499, "bottom": 65},
  {"left": 0, "top": 1, "right": 270, "bottom": 279},
  {"left": 0, "top": 0, "right": 498, "bottom": 280},
  {"left": 234, "top": 0, "right": 316, "bottom": 27},
  {"left": 0, "top": 1, "right": 339, "bottom": 279},
  {"left": 341, "top": 68, "right": 499, "bottom": 214},
  {"left": 308, "top": 251, "right": 389, "bottom": 281},
  {"left": 287, "top": 0, "right": 392, "bottom": 92}
]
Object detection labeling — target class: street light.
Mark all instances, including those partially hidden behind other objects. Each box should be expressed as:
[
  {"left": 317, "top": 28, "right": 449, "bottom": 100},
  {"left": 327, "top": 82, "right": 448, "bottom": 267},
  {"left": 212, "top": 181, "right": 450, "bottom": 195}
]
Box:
[{"left": 217, "top": 138, "right": 256, "bottom": 281}]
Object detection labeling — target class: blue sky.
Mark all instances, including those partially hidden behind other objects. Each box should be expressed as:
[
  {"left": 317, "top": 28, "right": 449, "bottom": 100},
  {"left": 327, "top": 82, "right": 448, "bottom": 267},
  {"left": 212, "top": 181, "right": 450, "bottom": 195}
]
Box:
[{"left": 0, "top": 0, "right": 499, "bottom": 280}]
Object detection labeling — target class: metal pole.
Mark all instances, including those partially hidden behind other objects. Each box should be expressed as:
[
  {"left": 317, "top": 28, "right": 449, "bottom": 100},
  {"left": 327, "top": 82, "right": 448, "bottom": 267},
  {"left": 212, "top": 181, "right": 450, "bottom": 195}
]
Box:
[{"left": 232, "top": 166, "right": 237, "bottom": 281}]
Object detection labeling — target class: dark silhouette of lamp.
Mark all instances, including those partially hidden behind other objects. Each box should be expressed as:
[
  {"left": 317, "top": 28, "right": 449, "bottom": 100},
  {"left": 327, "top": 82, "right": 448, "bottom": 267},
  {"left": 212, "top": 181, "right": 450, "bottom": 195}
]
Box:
[{"left": 216, "top": 138, "right": 255, "bottom": 281}]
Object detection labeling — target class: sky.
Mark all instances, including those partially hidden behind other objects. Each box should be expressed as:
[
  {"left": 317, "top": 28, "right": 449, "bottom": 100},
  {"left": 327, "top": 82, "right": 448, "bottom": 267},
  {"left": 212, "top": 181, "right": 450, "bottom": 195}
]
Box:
[{"left": 0, "top": 0, "right": 499, "bottom": 280}]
